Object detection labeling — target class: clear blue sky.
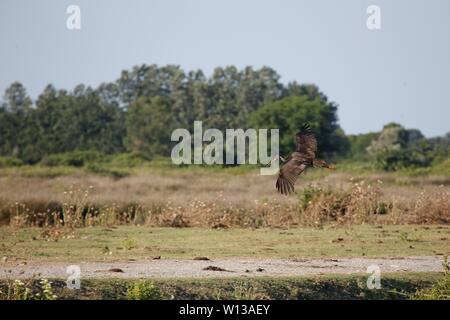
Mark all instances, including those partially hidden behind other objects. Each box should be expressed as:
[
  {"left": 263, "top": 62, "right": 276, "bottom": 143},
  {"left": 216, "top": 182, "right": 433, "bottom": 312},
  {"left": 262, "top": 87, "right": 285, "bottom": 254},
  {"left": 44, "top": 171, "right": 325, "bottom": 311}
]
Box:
[{"left": 1, "top": 0, "right": 449, "bottom": 137}]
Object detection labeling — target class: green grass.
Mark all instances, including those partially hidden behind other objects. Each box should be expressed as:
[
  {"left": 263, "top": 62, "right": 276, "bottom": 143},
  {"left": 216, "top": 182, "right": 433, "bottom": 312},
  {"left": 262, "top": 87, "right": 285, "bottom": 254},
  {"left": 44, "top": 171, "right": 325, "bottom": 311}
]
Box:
[
  {"left": 0, "top": 273, "right": 445, "bottom": 300},
  {"left": 333, "top": 160, "right": 378, "bottom": 175},
  {"left": 0, "top": 160, "right": 260, "bottom": 178},
  {"left": 397, "top": 158, "right": 450, "bottom": 177},
  {"left": 1, "top": 225, "right": 448, "bottom": 262},
  {"left": 0, "top": 155, "right": 449, "bottom": 179},
  {"left": 412, "top": 275, "right": 450, "bottom": 299},
  {"left": 0, "top": 165, "right": 80, "bottom": 178}
]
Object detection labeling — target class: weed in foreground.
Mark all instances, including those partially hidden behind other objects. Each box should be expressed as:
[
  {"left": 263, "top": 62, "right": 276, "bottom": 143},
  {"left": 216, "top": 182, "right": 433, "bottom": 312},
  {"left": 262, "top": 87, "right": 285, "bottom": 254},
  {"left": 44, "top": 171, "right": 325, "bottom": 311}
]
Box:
[
  {"left": 412, "top": 276, "right": 450, "bottom": 300},
  {"left": 126, "top": 280, "right": 163, "bottom": 300},
  {"left": 0, "top": 279, "right": 57, "bottom": 300}
]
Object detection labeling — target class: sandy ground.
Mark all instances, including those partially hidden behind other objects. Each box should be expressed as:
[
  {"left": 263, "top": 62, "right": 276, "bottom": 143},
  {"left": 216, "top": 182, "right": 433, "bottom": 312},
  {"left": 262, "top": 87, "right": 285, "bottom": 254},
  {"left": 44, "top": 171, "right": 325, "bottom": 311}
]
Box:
[{"left": 0, "top": 256, "right": 446, "bottom": 279}]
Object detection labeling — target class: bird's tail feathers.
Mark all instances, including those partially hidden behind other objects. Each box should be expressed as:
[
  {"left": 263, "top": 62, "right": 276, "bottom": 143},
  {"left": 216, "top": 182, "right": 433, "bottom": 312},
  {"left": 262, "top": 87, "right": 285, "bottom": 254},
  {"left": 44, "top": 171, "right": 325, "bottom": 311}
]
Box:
[{"left": 300, "top": 123, "right": 311, "bottom": 133}]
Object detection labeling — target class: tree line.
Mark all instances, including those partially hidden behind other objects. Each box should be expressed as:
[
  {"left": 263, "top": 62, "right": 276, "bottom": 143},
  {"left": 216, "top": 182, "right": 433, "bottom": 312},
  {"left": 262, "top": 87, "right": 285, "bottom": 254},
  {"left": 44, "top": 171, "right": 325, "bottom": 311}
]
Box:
[
  {"left": 0, "top": 65, "right": 347, "bottom": 163},
  {"left": 0, "top": 64, "right": 448, "bottom": 170}
]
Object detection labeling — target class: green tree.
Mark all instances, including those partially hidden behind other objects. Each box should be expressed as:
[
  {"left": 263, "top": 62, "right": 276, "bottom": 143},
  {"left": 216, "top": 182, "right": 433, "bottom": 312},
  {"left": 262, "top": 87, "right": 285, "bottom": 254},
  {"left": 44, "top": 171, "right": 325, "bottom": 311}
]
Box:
[
  {"left": 347, "top": 132, "right": 379, "bottom": 160},
  {"left": 207, "top": 66, "right": 241, "bottom": 130},
  {"left": 0, "top": 82, "right": 34, "bottom": 161},
  {"left": 0, "top": 107, "right": 20, "bottom": 156},
  {"left": 250, "top": 95, "right": 346, "bottom": 158},
  {"left": 2, "top": 81, "right": 32, "bottom": 114},
  {"left": 34, "top": 85, "right": 125, "bottom": 159},
  {"left": 428, "top": 132, "right": 450, "bottom": 163},
  {"left": 367, "top": 123, "right": 425, "bottom": 154},
  {"left": 369, "top": 123, "right": 433, "bottom": 171},
  {"left": 0, "top": 65, "right": 364, "bottom": 162},
  {"left": 125, "top": 96, "right": 173, "bottom": 157}
]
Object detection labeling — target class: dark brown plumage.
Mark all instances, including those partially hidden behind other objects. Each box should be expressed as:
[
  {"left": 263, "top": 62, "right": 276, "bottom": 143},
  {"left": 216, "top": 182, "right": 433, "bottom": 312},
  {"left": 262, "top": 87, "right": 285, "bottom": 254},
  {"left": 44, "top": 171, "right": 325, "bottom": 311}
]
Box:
[{"left": 276, "top": 124, "right": 333, "bottom": 195}]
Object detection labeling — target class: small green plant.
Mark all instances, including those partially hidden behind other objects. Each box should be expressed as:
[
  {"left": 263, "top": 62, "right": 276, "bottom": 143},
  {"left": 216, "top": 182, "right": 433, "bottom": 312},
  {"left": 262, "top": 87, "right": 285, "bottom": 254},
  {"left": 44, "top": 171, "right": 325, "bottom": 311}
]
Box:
[
  {"left": 5, "top": 279, "right": 57, "bottom": 300},
  {"left": 299, "top": 185, "right": 324, "bottom": 210},
  {"left": 37, "top": 279, "right": 58, "bottom": 300},
  {"left": 375, "top": 202, "right": 391, "bottom": 215},
  {"left": 126, "top": 280, "right": 163, "bottom": 300},
  {"left": 232, "top": 281, "right": 257, "bottom": 300},
  {"left": 122, "top": 238, "right": 138, "bottom": 250},
  {"left": 12, "top": 280, "right": 33, "bottom": 300},
  {"left": 0, "top": 156, "right": 24, "bottom": 168},
  {"left": 399, "top": 232, "right": 420, "bottom": 242},
  {"left": 412, "top": 276, "right": 450, "bottom": 300}
]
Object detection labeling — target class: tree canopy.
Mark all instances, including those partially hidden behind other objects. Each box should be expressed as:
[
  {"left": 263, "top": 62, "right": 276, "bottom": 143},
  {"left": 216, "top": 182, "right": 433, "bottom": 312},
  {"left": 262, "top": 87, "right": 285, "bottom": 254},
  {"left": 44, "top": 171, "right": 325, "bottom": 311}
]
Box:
[
  {"left": 250, "top": 94, "right": 348, "bottom": 158},
  {"left": 0, "top": 64, "right": 446, "bottom": 171}
]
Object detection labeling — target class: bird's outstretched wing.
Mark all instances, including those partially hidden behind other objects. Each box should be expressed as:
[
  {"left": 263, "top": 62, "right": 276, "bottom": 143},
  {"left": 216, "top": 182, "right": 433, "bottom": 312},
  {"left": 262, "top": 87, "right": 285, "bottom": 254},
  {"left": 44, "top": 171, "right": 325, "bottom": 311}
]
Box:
[
  {"left": 276, "top": 152, "right": 308, "bottom": 195},
  {"left": 295, "top": 123, "right": 317, "bottom": 160}
]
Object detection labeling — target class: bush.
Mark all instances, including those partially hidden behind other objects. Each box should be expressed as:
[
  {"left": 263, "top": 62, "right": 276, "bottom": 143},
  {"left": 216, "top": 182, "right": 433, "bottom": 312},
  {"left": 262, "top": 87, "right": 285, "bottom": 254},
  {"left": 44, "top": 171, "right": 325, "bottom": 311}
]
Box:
[
  {"left": 430, "top": 157, "right": 450, "bottom": 175},
  {"left": 298, "top": 184, "right": 326, "bottom": 211},
  {"left": 375, "top": 149, "right": 432, "bottom": 171},
  {"left": 297, "top": 181, "right": 386, "bottom": 227},
  {"left": 249, "top": 95, "right": 345, "bottom": 158},
  {"left": 108, "top": 152, "right": 151, "bottom": 167},
  {"left": 40, "top": 151, "right": 106, "bottom": 167},
  {"left": 412, "top": 275, "right": 450, "bottom": 300},
  {"left": 0, "top": 156, "right": 24, "bottom": 167},
  {"left": 126, "top": 281, "right": 163, "bottom": 300}
]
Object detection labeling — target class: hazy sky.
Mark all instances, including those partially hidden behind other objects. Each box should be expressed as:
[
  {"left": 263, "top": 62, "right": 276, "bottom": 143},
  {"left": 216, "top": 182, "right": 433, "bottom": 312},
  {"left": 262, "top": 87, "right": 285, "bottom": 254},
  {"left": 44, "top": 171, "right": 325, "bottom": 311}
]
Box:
[{"left": 1, "top": 0, "right": 449, "bottom": 137}]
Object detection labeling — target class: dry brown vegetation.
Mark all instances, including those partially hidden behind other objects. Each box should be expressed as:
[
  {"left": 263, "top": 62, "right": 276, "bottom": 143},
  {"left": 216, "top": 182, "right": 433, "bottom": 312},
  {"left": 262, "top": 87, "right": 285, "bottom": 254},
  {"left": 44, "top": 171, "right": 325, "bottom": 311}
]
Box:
[{"left": 0, "top": 170, "right": 449, "bottom": 228}]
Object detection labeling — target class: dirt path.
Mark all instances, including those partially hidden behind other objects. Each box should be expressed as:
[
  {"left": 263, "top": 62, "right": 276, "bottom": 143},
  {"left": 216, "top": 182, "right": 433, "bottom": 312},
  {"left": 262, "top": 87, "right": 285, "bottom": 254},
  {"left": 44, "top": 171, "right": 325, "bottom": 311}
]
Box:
[{"left": 0, "top": 256, "right": 446, "bottom": 279}]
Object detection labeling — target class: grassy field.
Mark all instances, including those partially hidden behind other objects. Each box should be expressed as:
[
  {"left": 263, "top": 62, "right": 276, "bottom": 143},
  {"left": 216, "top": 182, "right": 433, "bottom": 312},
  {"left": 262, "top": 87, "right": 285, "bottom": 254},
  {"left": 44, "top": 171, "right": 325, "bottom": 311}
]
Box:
[
  {"left": 1, "top": 225, "right": 449, "bottom": 262},
  {"left": 1, "top": 273, "right": 447, "bottom": 300},
  {"left": 1, "top": 166, "right": 449, "bottom": 228},
  {"left": 0, "top": 162, "right": 449, "bottom": 300}
]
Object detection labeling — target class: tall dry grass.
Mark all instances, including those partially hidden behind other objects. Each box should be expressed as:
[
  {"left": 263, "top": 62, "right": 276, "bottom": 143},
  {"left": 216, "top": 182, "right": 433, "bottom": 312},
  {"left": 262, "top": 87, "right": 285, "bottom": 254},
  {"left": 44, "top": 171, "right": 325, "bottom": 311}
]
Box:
[{"left": 1, "top": 172, "right": 449, "bottom": 228}]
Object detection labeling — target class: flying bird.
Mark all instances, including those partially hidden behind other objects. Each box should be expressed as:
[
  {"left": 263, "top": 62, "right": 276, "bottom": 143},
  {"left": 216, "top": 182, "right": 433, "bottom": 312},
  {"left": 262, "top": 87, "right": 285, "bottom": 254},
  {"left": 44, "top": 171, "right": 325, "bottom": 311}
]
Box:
[{"left": 276, "top": 123, "right": 334, "bottom": 195}]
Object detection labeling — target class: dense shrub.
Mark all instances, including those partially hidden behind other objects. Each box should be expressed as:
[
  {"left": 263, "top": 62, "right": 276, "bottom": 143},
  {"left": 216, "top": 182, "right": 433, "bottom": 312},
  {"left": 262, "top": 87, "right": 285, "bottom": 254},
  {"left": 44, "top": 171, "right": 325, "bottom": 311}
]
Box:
[
  {"left": 0, "top": 156, "right": 24, "bottom": 167},
  {"left": 40, "top": 151, "right": 106, "bottom": 167},
  {"left": 375, "top": 148, "right": 432, "bottom": 171},
  {"left": 108, "top": 152, "right": 151, "bottom": 167}
]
